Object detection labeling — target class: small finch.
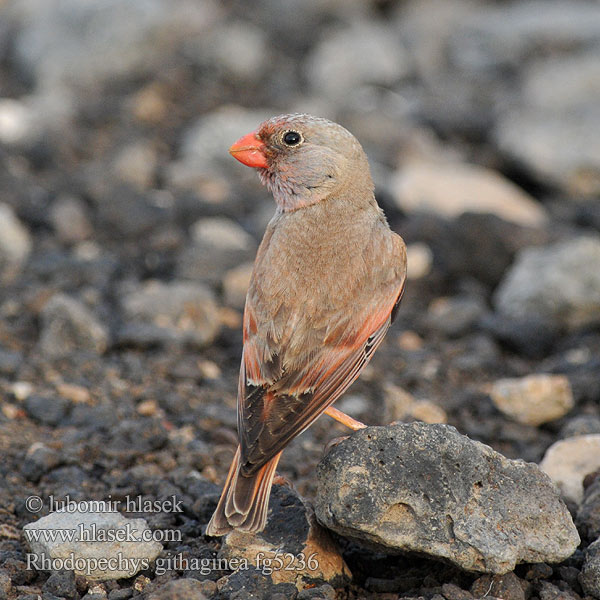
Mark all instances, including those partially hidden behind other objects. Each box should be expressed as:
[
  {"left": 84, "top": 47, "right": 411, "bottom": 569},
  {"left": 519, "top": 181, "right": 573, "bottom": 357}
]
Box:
[{"left": 206, "top": 114, "right": 407, "bottom": 535}]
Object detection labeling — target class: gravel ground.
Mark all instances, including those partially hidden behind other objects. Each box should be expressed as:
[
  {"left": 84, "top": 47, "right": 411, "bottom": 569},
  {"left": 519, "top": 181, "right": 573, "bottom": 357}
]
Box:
[{"left": 0, "top": 1, "right": 600, "bottom": 599}]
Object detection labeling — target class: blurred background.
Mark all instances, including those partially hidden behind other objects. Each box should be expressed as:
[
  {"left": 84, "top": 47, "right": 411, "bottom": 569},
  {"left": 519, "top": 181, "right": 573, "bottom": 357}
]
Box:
[{"left": 0, "top": 0, "right": 600, "bottom": 593}]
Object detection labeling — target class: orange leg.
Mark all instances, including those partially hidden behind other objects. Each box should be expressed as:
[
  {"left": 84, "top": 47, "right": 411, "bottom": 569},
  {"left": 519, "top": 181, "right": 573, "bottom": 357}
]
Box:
[{"left": 324, "top": 406, "right": 367, "bottom": 431}]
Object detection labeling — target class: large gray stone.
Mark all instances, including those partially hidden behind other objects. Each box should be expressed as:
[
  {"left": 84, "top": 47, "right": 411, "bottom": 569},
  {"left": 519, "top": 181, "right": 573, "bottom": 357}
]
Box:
[
  {"left": 7, "top": 0, "right": 219, "bottom": 92},
  {"left": 39, "top": 293, "right": 109, "bottom": 358},
  {"left": 167, "top": 106, "right": 272, "bottom": 197},
  {"left": 305, "top": 22, "right": 410, "bottom": 101},
  {"left": 448, "top": 1, "right": 600, "bottom": 73},
  {"left": 119, "top": 279, "right": 221, "bottom": 348},
  {"left": 23, "top": 505, "right": 162, "bottom": 580},
  {"left": 494, "top": 109, "right": 600, "bottom": 196},
  {"left": 494, "top": 237, "right": 600, "bottom": 330},
  {"left": 177, "top": 217, "right": 257, "bottom": 284},
  {"left": 315, "top": 422, "right": 579, "bottom": 574}
]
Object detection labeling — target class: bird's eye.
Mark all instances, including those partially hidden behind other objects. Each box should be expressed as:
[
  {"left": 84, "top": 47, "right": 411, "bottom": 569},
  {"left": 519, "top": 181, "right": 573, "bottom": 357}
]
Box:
[{"left": 282, "top": 131, "right": 302, "bottom": 146}]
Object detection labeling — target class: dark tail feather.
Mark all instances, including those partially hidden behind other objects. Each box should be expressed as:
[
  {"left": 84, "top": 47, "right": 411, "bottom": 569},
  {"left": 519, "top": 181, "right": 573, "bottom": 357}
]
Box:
[{"left": 206, "top": 446, "right": 281, "bottom": 536}]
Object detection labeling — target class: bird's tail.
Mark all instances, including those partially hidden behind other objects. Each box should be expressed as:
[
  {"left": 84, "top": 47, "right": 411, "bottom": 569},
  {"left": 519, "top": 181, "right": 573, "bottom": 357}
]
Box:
[{"left": 206, "top": 446, "right": 282, "bottom": 536}]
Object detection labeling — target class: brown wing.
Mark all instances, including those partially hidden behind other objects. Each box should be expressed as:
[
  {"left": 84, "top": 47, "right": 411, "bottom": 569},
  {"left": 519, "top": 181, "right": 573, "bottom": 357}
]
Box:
[{"left": 237, "top": 270, "right": 405, "bottom": 477}]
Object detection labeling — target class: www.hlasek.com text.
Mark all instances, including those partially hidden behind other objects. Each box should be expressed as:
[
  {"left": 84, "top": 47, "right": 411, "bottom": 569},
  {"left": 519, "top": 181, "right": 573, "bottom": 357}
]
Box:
[{"left": 24, "top": 523, "right": 180, "bottom": 544}]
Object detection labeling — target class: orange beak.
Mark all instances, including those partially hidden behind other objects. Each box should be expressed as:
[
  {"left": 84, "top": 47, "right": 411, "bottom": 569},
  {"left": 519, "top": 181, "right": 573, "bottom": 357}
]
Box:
[{"left": 229, "top": 131, "right": 269, "bottom": 169}]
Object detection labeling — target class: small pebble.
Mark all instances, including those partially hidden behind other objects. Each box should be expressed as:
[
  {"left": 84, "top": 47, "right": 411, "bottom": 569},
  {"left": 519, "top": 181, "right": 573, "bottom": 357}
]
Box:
[{"left": 489, "top": 374, "right": 574, "bottom": 426}]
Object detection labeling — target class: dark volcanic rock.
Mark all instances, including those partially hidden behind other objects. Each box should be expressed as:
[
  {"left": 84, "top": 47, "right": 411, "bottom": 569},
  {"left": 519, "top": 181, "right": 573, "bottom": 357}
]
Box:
[
  {"left": 39, "top": 293, "right": 109, "bottom": 358},
  {"left": 21, "top": 442, "right": 62, "bottom": 482},
  {"left": 577, "top": 474, "right": 600, "bottom": 542},
  {"left": 220, "top": 485, "right": 349, "bottom": 588},
  {"left": 23, "top": 394, "right": 69, "bottom": 426},
  {"left": 42, "top": 570, "right": 77, "bottom": 600},
  {"left": 315, "top": 423, "right": 579, "bottom": 573},
  {"left": 471, "top": 572, "right": 525, "bottom": 600},
  {"left": 580, "top": 539, "right": 600, "bottom": 599}
]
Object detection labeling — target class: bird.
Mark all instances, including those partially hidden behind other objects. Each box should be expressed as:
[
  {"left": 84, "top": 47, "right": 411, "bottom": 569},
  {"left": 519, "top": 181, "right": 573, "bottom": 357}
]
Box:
[{"left": 206, "top": 114, "right": 407, "bottom": 536}]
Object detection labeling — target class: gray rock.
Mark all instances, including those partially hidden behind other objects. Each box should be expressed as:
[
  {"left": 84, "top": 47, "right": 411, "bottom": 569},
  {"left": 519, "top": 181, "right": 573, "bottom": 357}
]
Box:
[
  {"left": 23, "top": 504, "right": 162, "bottom": 580},
  {"left": 0, "top": 571, "right": 13, "bottom": 600},
  {"left": 119, "top": 279, "right": 220, "bottom": 348},
  {"left": 39, "top": 293, "right": 109, "bottom": 358},
  {"left": 178, "top": 217, "right": 256, "bottom": 283},
  {"left": 167, "top": 105, "right": 271, "bottom": 196},
  {"left": 0, "top": 202, "right": 32, "bottom": 281},
  {"left": 24, "top": 395, "right": 69, "bottom": 426},
  {"left": 21, "top": 442, "right": 62, "bottom": 482},
  {"left": 306, "top": 22, "right": 410, "bottom": 101},
  {"left": 577, "top": 474, "right": 600, "bottom": 542},
  {"left": 187, "top": 20, "right": 269, "bottom": 82},
  {"left": 50, "top": 195, "right": 92, "bottom": 244},
  {"left": 8, "top": 0, "right": 219, "bottom": 93},
  {"left": 426, "top": 296, "right": 486, "bottom": 338},
  {"left": 448, "top": 1, "right": 600, "bottom": 73},
  {"left": 218, "top": 569, "right": 277, "bottom": 600},
  {"left": 561, "top": 415, "right": 600, "bottom": 439},
  {"left": 145, "top": 579, "right": 208, "bottom": 600},
  {"left": 42, "top": 570, "right": 77, "bottom": 600},
  {"left": 494, "top": 109, "right": 600, "bottom": 196},
  {"left": 522, "top": 51, "right": 600, "bottom": 112},
  {"left": 580, "top": 539, "right": 600, "bottom": 599},
  {"left": 494, "top": 237, "right": 600, "bottom": 330},
  {"left": 0, "top": 348, "right": 22, "bottom": 375},
  {"left": 315, "top": 422, "right": 579, "bottom": 574}
]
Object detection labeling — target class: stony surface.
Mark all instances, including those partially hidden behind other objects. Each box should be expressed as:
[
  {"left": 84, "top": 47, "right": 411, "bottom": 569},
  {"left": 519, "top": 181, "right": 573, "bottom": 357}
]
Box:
[
  {"left": 495, "top": 109, "right": 600, "bottom": 197},
  {"left": 489, "top": 374, "right": 574, "bottom": 426},
  {"left": 391, "top": 161, "right": 547, "bottom": 226},
  {"left": 220, "top": 485, "right": 350, "bottom": 589},
  {"left": 23, "top": 505, "right": 162, "bottom": 579},
  {"left": 0, "top": 0, "right": 599, "bottom": 598},
  {"left": 540, "top": 435, "right": 600, "bottom": 505},
  {"left": 580, "top": 539, "right": 600, "bottom": 599},
  {"left": 315, "top": 423, "right": 579, "bottom": 574},
  {"left": 119, "top": 279, "right": 221, "bottom": 348},
  {"left": 39, "top": 293, "right": 109, "bottom": 358},
  {"left": 178, "top": 217, "right": 257, "bottom": 284},
  {"left": 494, "top": 237, "right": 600, "bottom": 330},
  {"left": 577, "top": 473, "right": 600, "bottom": 543}
]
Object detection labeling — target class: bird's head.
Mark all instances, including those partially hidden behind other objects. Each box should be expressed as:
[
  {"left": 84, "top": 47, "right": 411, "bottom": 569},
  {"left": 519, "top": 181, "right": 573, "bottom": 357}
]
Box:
[{"left": 229, "top": 113, "right": 372, "bottom": 211}]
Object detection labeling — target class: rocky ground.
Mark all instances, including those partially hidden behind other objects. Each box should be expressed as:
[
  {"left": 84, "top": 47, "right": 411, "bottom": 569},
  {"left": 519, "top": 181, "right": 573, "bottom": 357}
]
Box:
[{"left": 0, "top": 1, "right": 600, "bottom": 599}]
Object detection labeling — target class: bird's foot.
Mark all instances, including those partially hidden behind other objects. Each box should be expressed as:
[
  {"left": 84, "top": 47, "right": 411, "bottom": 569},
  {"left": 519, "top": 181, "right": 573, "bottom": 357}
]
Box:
[{"left": 324, "top": 406, "right": 367, "bottom": 431}]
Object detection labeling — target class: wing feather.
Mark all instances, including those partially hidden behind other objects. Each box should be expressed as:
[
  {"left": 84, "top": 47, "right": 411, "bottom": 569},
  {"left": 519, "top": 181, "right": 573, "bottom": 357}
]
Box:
[{"left": 238, "top": 279, "right": 404, "bottom": 476}]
